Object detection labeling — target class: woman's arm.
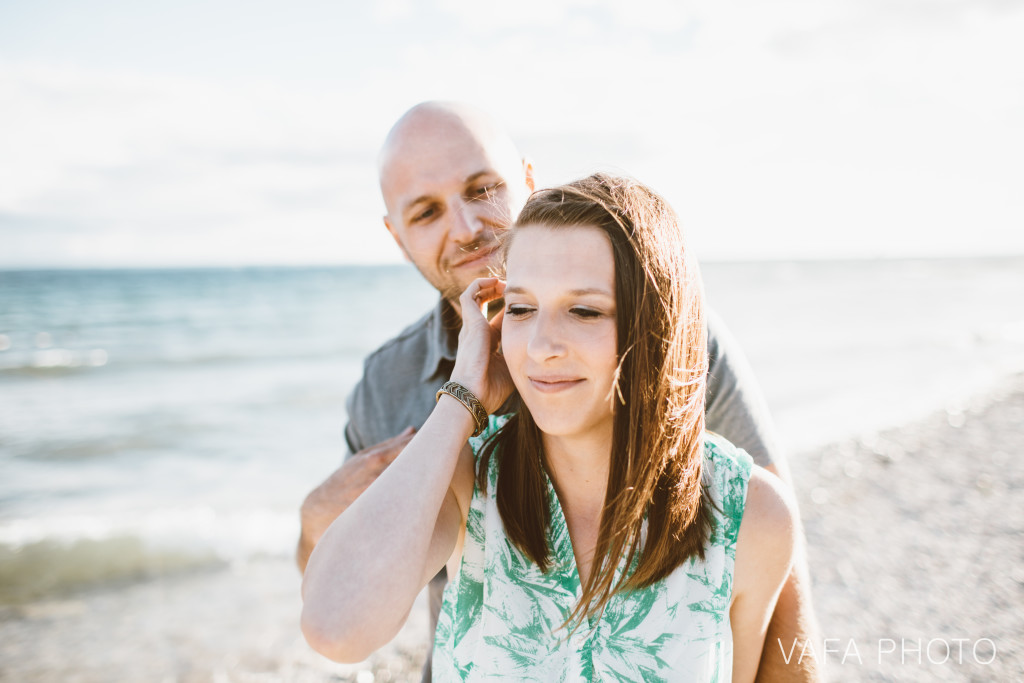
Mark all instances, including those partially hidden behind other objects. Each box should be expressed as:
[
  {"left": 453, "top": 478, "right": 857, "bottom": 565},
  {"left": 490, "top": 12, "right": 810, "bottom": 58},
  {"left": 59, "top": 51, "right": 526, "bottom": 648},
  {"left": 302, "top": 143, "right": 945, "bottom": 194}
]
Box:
[
  {"left": 300, "top": 278, "right": 511, "bottom": 663},
  {"left": 300, "top": 401, "right": 477, "bottom": 662},
  {"left": 730, "top": 466, "right": 799, "bottom": 683}
]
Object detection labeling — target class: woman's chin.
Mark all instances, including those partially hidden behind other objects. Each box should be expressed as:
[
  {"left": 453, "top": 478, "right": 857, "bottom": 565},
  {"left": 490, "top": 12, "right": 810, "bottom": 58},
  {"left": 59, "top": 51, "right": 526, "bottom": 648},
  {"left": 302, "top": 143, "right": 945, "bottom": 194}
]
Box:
[
  {"left": 520, "top": 405, "right": 576, "bottom": 438},
  {"left": 527, "top": 410, "right": 612, "bottom": 443}
]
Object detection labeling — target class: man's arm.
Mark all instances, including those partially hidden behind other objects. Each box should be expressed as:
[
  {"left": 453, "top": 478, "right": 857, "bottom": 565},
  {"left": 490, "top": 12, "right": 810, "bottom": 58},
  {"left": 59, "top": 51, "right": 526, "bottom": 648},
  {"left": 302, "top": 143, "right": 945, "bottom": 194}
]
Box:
[
  {"left": 296, "top": 427, "right": 415, "bottom": 572},
  {"left": 705, "top": 311, "right": 821, "bottom": 681},
  {"left": 757, "top": 532, "right": 822, "bottom": 682}
]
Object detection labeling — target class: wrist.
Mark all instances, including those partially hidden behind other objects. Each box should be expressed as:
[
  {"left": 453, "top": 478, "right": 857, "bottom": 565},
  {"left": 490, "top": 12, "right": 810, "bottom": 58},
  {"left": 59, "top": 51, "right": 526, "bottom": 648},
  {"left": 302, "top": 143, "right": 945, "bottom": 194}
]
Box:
[
  {"left": 436, "top": 380, "right": 488, "bottom": 437},
  {"left": 435, "top": 393, "right": 483, "bottom": 439},
  {"left": 447, "top": 367, "right": 481, "bottom": 397}
]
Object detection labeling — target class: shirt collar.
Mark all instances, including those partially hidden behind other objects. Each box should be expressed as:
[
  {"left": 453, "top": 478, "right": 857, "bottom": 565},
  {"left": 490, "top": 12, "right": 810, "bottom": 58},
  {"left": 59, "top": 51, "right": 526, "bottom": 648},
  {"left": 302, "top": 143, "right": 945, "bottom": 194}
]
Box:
[{"left": 421, "top": 297, "right": 460, "bottom": 382}]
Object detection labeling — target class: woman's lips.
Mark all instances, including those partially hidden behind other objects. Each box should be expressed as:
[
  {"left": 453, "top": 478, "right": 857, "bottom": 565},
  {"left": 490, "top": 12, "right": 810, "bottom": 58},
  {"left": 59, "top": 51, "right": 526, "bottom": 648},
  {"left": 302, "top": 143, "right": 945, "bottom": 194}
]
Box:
[{"left": 529, "top": 377, "right": 584, "bottom": 393}]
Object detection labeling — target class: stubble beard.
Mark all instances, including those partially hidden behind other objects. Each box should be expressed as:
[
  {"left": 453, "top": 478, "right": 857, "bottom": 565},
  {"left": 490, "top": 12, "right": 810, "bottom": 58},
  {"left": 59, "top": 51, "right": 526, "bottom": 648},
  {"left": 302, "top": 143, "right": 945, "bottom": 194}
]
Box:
[{"left": 438, "top": 235, "right": 501, "bottom": 303}]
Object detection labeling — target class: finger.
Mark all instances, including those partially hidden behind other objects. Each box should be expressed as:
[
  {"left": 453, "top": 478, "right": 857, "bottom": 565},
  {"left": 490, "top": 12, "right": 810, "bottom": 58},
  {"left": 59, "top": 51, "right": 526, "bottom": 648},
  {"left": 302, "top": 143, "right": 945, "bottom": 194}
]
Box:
[
  {"left": 489, "top": 306, "right": 505, "bottom": 335},
  {"left": 466, "top": 277, "right": 502, "bottom": 297},
  {"left": 377, "top": 433, "right": 414, "bottom": 461},
  {"left": 392, "top": 431, "right": 416, "bottom": 447},
  {"left": 460, "top": 278, "right": 496, "bottom": 318},
  {"left": 476, "top": 278, "right": 505, "bottom": 299},
  {"left": 383, "top": 426, "right": 416, "bottom": 444},
  {"left": 360, "top": 427, "right": 416, "bottom": 456},
  {"left": 463, "top": 279, "right": 505, "bottom": 320},
  {"left": 473, "top": 279, "right": 506, "bottom": 312},
  {"left": 378, "top": 443, "right": 405, "bottom": 463}
]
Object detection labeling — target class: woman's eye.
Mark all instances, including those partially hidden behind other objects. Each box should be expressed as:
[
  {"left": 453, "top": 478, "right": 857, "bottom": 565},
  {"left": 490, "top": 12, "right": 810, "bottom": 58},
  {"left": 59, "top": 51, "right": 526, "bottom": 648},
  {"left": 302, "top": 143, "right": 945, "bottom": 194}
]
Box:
[
  {"left": 570, "top": 307, "right": 602, "bottom": 319},
  {"left": 505, "top": 305, "right": 533, "bottom": 318}
]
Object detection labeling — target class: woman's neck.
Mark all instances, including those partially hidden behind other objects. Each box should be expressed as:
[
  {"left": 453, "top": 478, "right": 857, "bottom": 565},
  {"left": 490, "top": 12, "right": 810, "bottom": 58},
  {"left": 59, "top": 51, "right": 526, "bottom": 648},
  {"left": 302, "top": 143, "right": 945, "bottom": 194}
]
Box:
[
  {"left": 542, "top": 430, "right": 611, "bottom": 506},
  {"left": 541, "top": 426, "right": 613, "bottom": 584}
]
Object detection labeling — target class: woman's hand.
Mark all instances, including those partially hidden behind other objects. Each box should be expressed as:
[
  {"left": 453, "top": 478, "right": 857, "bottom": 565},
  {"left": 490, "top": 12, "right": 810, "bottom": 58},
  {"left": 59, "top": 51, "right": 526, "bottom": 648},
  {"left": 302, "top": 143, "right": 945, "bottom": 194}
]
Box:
[{"left": 450, "top": 277, "right": 514, "bottom": 414}]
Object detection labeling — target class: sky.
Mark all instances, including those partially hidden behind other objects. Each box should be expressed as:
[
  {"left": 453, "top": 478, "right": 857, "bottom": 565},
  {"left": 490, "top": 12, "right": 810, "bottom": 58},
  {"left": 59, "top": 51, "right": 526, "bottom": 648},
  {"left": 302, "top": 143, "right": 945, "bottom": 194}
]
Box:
[{"left": 1, "top": 0, "right": 1022, "bottom": 268}]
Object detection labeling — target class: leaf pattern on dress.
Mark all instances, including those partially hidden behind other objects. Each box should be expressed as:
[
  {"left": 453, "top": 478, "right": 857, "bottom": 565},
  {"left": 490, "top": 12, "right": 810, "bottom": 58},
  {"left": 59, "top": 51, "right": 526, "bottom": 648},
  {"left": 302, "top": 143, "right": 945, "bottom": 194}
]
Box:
[{"left": 434, "top": 419, "right": 753, "bottom": 682}]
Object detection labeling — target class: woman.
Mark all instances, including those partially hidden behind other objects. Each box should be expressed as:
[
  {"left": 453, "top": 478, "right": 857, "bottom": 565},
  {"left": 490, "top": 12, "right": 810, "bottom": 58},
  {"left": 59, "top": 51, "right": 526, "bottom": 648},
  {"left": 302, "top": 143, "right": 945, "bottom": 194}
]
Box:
[{"left": 302, "top": 173, "right": 796, "bottom": 681}]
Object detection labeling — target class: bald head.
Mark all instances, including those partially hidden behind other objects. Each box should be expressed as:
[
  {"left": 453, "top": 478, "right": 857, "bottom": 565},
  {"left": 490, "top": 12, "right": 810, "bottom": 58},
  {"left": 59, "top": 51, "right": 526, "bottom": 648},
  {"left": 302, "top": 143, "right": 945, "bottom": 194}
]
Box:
[
  {"left": 376, "top": 101, "right": 534, "bottom": 305},
  {"left": 378, "top": 101, "right": 524, "bottom": 195}
]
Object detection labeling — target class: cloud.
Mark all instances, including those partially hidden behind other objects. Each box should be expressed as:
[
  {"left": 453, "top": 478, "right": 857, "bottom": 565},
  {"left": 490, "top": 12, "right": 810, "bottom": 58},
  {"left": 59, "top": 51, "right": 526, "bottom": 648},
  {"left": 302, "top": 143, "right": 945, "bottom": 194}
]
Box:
[
  {"left": 370, "top": 0, "right": 417, "bottom": 22},
  {"left": 0, "top": 61, "right": 402, "bottom": 267},
  {"left": 0, "top": 0, "right": 1022, "bottom": 266}
]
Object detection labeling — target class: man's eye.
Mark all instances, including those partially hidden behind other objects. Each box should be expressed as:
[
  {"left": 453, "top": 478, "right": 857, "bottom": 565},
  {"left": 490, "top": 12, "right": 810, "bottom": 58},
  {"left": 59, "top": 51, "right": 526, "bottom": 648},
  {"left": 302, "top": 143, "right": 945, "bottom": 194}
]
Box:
[
  {"left": 411, "top": 206, "right": 437, "bottom": 223},
  {"left": 470, "top": 183, "right": 499, "bottom": 199},
  {"left": 505, "top": 304, "right": 533, "bottom": 318}
]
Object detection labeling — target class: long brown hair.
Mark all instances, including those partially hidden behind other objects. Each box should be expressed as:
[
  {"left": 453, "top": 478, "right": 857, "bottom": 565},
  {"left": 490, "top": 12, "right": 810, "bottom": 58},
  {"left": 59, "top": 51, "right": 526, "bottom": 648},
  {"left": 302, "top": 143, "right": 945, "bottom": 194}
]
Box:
[{"left": 477, "top": 172, "right": 713, "bottom": 630}]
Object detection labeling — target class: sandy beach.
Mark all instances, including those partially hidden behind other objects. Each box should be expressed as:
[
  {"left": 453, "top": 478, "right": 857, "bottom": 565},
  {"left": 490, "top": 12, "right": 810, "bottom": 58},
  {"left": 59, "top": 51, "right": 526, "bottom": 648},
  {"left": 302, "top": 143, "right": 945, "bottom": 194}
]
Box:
[
  {"left": 2, "top": 373, "right": 1022, "bottom": 682},
  {"left": 790, "top": 373, "right": 1024, "bottom": 682}
]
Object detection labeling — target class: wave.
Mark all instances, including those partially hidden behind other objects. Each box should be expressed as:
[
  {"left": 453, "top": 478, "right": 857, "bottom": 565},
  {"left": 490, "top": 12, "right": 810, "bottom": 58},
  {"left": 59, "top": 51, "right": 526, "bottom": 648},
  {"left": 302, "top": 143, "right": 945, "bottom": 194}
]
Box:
[
  {"left": 0, "top": 507, "right": 297, "bottom": 604},
  {"left": 0, "top": 348, "right": 109, "bottom": 375},
  {"left": 14, "top": 434, "right": 172, "bottom": 462},
  {"left": 0, "top": 344, "right": 371, "bottom": 376}
]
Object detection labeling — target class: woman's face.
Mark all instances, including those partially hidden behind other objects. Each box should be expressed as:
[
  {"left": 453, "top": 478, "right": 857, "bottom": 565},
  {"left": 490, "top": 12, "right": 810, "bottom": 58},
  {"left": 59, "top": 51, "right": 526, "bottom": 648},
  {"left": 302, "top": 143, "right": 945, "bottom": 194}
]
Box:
[{"left": 501, "top": 224, "right": 618, "bottom": 441}]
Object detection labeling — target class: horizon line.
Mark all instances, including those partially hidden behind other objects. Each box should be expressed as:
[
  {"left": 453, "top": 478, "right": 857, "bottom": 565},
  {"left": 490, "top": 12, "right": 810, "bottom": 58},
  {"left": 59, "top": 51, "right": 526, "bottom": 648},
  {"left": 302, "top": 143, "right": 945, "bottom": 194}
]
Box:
[{"left": 2, "top": 252, "right": 1024, "bottom": 273}]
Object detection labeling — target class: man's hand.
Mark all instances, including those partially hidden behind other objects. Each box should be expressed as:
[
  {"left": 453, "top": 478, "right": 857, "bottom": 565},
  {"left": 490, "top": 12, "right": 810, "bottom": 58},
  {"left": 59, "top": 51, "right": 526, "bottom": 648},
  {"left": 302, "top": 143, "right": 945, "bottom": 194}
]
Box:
[{"left": 296, "top": 427, "right": 416, "bottom": 572}]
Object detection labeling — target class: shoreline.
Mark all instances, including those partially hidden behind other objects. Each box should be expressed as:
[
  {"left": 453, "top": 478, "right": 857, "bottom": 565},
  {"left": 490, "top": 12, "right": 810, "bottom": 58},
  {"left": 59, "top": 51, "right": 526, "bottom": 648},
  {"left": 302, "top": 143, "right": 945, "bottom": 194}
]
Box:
[{"left": 2, "top": 374, "right": 1022, "bottom": 682}]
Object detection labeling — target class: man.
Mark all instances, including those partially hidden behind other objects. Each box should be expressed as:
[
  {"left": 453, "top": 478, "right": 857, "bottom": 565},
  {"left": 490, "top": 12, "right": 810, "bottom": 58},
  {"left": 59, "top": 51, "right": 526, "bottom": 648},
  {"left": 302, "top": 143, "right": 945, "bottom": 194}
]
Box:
[{"left": 299, "top": 101, "right": 820, "bottom": 681}]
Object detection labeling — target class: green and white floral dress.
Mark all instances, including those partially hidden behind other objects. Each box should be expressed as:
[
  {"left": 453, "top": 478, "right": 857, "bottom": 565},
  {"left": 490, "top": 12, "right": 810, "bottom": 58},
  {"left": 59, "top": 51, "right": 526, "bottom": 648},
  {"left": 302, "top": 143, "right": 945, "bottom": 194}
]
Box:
[{"left": 434, "top": 415, "right": 753, "bottom": 682}]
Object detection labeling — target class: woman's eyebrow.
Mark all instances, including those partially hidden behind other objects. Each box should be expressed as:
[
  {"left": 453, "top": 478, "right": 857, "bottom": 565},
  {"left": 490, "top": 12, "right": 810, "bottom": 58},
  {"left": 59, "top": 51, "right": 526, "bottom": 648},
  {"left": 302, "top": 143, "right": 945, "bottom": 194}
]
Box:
[{"left": 504, "top": 285, "right": 613, "bottom": 298}]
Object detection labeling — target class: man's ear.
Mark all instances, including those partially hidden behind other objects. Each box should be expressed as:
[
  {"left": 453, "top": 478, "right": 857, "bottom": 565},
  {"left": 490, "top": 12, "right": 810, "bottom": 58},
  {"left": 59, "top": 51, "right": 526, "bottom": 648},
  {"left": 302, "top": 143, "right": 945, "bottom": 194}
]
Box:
[
  {"left": 383, "top": 215, "right": 412, "bottom": 262},
  {"left": 522, "top": 157, "right": 536, "bottom": 193}
]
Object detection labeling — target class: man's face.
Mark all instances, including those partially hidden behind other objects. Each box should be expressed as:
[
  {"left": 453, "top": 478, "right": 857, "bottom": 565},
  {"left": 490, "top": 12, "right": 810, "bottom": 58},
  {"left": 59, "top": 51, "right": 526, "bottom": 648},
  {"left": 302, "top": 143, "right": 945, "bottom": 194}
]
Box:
[{"left": 381, "top": 118, "right": 533, "bottom": 305}]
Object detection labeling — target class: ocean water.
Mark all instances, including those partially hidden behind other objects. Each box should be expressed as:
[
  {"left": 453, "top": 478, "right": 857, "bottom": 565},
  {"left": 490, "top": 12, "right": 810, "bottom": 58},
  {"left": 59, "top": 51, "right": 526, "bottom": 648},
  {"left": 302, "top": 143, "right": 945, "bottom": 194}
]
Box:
[{"left": 1, "top": 259, "right": 1023, "bottom": 604}]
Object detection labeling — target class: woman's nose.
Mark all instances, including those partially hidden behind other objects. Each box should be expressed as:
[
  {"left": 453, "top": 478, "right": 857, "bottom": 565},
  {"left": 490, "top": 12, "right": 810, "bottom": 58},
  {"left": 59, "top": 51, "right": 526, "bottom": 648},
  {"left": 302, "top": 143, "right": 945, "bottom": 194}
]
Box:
[{"left": 527, "top": 314, "right": 566, "bottom": 361}]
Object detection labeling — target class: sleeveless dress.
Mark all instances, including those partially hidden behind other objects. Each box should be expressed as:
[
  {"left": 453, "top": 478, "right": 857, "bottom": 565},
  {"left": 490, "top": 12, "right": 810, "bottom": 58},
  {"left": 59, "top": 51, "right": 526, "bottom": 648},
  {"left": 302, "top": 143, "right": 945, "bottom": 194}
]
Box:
[{"left": 433, "top": 415, "right": 753, "bottom": 682}]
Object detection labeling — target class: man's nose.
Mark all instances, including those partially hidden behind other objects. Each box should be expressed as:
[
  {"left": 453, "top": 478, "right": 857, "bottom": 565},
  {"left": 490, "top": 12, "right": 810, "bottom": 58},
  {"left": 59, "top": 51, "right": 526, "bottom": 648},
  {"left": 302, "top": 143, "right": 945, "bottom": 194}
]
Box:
[{"left": 448, "top": 198, "right": 485, "bottom": 245}]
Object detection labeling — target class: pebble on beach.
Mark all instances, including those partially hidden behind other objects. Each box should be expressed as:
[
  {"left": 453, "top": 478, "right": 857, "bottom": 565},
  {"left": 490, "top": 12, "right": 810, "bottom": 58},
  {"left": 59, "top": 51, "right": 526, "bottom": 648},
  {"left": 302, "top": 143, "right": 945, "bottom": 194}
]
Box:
[{"left": 792, "top": 374, "right": 1024, "bottom": 682}]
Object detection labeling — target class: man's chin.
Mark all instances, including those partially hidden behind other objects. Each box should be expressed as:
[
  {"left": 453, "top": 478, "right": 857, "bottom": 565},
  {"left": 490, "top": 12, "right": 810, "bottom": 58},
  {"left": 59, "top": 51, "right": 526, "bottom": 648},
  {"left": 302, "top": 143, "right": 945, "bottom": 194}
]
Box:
[
  {"left": 450, "top": 266, "right": 497, "bottom": 295},
  {"left": 439, "top": 278, "right": 474, "bottom": 308}
]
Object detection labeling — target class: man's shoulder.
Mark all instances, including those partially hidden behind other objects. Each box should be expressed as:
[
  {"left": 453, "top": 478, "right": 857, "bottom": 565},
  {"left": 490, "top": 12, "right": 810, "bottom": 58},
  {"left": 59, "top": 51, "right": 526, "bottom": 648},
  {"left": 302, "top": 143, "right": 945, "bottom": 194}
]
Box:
[
  {"left": 702, "top": 306, "right": 782, "bottom": 469},
  {"left": 705, "top": 306, "right": 724, "bottom": 362},
  {"left": 361, "top": 305, "right": 438, "bottom": 376},
  {"left": 345, "top": 304, "right": 445, "bottom": 453}
]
